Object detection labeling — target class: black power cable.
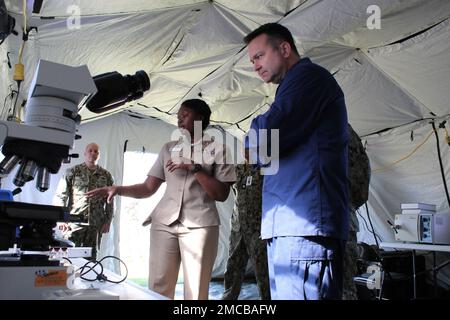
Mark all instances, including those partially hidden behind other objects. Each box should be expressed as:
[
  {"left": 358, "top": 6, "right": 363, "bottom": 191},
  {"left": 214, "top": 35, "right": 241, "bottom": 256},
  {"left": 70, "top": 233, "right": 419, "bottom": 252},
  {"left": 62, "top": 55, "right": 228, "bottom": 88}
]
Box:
[
  {"left": 365, "top": 202, "right": 380, "bottom": 250},
  {"left": 431, "top": 121, "right": 450, "bottom": 208},
  {"left": 357, "top": 208, "right": 382, "bottom": 243},
  {"left": 77, "top": 255, "right": 128, "bottom": 284}
]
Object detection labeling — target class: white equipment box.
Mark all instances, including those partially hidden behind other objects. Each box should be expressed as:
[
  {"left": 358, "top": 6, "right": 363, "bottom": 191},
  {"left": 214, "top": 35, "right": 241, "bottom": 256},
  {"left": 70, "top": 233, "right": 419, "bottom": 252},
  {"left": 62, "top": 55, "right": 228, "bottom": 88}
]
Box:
[{"left": 395, "top": 213, "right": 450, "bottom": 244}]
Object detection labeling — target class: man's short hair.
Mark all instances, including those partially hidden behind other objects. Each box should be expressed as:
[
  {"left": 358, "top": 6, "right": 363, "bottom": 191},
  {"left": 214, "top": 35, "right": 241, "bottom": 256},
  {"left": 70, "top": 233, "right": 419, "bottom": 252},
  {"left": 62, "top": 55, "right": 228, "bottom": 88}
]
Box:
[
  {"left": 181, "top": 99, "right": 211, "bottom": 130},
  {"left": 85, "top": 143, "right": 99, "bottom": 151},
  {"left": 244, "top": 23, "right": 299, "bottom": 56}
]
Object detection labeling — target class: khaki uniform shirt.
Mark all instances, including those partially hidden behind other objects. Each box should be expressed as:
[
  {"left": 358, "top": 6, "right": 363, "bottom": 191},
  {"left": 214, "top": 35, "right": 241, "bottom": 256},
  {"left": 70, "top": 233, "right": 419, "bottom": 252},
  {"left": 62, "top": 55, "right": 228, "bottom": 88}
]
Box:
[{"left": 145, "top": 138, "right": 236, "bottom": 228}]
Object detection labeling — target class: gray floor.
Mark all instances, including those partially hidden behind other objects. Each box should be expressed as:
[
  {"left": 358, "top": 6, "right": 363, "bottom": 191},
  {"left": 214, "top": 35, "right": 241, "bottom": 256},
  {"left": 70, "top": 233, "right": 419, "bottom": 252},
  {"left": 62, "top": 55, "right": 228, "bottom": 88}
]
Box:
[{"left": 175, "top": 280, "right": 260, "bottom": 300}]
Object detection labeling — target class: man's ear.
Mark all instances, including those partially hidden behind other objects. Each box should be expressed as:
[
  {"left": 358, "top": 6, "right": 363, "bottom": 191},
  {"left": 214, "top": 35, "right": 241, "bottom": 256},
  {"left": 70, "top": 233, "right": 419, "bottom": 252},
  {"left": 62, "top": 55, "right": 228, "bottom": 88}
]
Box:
[{"left": 280, "top": 41, "right": 291, "bottom": 58}]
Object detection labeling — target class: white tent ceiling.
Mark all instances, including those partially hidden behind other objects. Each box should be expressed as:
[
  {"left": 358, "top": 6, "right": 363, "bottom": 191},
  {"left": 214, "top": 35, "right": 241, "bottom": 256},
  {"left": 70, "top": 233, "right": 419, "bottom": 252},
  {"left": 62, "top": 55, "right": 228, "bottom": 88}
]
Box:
[
  {"left": 3, "top": 0, "right": 449, "bottom": 137},
  {"left": 1, "top": 0, "right": 450, "bottom": 283}
]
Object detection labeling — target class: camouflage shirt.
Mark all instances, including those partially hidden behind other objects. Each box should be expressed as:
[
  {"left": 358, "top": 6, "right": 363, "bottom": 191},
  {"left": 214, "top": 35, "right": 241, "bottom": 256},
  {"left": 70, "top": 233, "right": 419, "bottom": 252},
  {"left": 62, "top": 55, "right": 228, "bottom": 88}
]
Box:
[
  {"left": 58, "top": 163, "right": 114, "bottom": 227},
  {"left": 232, "top": 164, "right": 263, "bottom": 235},
  {"left": 347, "top": 124, "right": 371, "bottom": 232}
]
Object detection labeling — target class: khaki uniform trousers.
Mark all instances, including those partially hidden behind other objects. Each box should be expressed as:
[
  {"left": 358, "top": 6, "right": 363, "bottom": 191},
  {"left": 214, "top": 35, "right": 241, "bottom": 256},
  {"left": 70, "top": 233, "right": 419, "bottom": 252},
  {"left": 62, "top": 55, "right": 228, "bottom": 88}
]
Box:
[{"left": 149, "top": 221, "right": 219, "bottom": 300}]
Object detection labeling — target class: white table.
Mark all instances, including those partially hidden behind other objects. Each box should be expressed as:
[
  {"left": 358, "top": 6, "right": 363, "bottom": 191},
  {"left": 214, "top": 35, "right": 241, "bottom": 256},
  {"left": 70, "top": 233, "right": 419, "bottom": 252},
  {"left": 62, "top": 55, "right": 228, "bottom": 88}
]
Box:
[
  {"left": 0, "top": 254, "right": 168, "bottom": 300},
  {"left": 380, "top": 242, "right": 450, "bottom": 299},
  {"left": 55, "top": 258, "right": 168, "bottom": 300}
]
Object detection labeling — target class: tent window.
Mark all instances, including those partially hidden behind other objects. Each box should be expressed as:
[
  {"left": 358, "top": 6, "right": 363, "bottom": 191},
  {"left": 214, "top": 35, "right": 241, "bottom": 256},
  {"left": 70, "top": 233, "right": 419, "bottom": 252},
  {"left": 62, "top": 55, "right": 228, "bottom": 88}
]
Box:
[{"left": 120, "top": 151, "right": 166, "bottom": 285}]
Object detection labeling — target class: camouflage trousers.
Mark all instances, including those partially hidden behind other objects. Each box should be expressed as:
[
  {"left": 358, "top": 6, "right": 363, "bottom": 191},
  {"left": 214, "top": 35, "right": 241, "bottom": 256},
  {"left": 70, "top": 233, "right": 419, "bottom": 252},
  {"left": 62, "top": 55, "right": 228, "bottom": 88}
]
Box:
[
  {"left": 222, "top": 220, "right": 271, "bottom": 300},
  {"left": 69, "top": 225, "right": 102, "bottom": 261},
  {"left": 342, "top": 231, "right": 359, "bottom": 300}
]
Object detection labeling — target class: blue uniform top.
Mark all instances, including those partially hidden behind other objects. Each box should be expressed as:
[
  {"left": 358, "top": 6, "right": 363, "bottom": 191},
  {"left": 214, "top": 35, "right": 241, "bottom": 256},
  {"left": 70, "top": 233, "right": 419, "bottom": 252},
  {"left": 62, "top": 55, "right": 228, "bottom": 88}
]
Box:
[{"left": 247, "top": 57, "right": 349, "bottom": 240}]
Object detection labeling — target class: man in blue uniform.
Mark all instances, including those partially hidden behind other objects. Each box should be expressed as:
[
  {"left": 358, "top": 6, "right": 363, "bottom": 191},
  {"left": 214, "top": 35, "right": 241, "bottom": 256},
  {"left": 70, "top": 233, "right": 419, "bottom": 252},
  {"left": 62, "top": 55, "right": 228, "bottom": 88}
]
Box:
[{"left": 244, "top": 23, "right": 349, "bottom": 300}]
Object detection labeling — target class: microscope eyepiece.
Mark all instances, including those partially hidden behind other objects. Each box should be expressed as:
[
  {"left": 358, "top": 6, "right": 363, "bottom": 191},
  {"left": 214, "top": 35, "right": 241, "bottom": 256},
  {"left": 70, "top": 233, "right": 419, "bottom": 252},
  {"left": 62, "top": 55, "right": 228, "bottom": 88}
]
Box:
[{"left": 85, "top": 70, "right": 150, "bottom": 114}]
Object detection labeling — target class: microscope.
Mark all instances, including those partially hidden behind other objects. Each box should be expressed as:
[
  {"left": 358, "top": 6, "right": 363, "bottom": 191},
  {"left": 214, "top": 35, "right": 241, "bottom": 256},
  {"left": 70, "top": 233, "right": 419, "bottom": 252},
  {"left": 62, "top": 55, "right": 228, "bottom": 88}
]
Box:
[{"left": 0, "top": 59, "right": 150, "bottom": 299}]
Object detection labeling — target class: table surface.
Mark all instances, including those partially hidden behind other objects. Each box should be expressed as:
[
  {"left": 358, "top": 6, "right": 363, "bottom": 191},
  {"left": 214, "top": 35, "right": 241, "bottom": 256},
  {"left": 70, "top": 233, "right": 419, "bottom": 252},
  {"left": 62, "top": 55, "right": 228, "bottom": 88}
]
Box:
[
  {"left": 380, "top": 242, "right": 450, "bottom": 252},
  {"left": 67, "top": 258, "right": 169, "bottom": 300}
]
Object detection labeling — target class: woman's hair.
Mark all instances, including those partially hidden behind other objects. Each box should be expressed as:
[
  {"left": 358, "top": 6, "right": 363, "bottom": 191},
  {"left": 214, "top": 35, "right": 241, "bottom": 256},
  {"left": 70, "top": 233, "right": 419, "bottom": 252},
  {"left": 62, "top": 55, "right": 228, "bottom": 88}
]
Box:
[{"left": 181, "top": 99, "right": 211, "bottom": 130}]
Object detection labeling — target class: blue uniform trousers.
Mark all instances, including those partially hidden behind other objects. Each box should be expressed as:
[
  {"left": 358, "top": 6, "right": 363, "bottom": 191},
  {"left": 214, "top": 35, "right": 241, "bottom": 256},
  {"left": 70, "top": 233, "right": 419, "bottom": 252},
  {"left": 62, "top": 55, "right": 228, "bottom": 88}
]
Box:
[{"left": 267, "top": 236, "right": 344, "bottom": 300}]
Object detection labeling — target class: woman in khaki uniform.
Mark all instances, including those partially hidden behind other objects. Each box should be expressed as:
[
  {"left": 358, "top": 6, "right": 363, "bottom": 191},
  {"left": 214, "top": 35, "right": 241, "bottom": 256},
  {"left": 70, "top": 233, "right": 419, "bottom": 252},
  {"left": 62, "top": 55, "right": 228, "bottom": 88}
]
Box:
[{"left": 86, "top": 99, "right": 236, "bottom": 299}]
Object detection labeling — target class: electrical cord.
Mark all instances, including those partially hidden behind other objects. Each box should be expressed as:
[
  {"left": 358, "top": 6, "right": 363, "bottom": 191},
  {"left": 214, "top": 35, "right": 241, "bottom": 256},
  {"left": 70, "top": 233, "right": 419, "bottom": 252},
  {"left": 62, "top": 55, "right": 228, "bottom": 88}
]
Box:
[
  {"left": 62, "top": 256, "right": 72, "bottom": 264},
  {"left": 12, "top": 82, "right": 20, "bottom": 114},
  {"left": 76, "top": 255, "right": 128, "bottom": 284},
  {"left": 432, "top": 120, "right": 450, "bottom": 207},
  {"left": 386, "top": 219, "right": 399, "bottom": 237},
  {"left": 2, "top": 87, "right": 17, "bottom": 119},
  {"left": 371, "top": 130, "right": 434, "bottom": 173},
  {"left": 364, "top": 202, "right": 381, "bottom": 252},
  {"left": 356, "top": 207, "right": 382, "bottom": 243},
  {"left": 79, "top": 260, "right": 104, "bottom": 281}
]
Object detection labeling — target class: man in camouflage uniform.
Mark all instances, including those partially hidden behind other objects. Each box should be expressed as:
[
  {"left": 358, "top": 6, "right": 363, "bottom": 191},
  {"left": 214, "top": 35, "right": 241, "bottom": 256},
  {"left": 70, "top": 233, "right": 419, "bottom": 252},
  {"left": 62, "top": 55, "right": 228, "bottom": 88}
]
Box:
[
  {"left": 222, "top": 163, "right": 271, "bottom": 300},
  {"left": 343, "top": 124, "right": 371, "bottom": 300},
  {"left": 57, "top": 143, "right": 114, "bottom": 260}
]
